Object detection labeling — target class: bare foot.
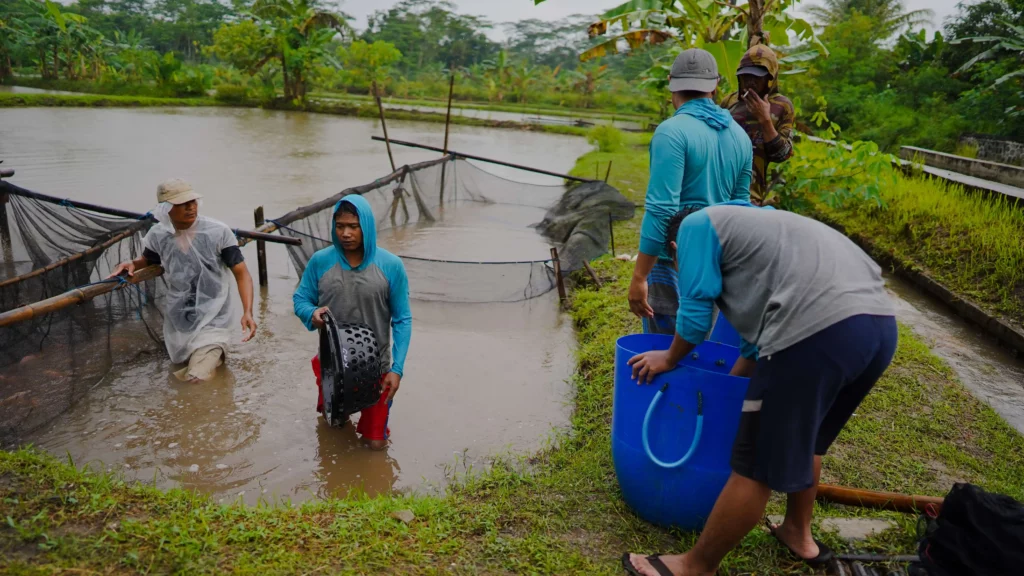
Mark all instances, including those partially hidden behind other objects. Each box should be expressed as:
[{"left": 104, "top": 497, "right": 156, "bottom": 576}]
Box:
[
  {"left": 625, "top": 553, "right": 715, "bottom": 576},
  {"left": 770, "top": 521, "right": 819, "bottom": 559}
]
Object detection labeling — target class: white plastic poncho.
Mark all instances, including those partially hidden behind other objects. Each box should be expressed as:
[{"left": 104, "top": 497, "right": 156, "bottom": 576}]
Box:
[{"left": 145, "top": 204, "right": 237, "bottom": 364}]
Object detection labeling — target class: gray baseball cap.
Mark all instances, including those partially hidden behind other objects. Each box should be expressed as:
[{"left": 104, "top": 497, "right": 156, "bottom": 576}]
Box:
[{"left": 668, "top": 48, "right": 720, "bottom": 93}]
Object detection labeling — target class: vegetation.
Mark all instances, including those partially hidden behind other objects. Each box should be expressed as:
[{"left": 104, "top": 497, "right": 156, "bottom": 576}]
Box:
[
  {"left": 4, "top": 136, "right": 1024, "bottom": 574},
  {"left": 786, "top": 140, "right": 1024, "bottom": 327}
]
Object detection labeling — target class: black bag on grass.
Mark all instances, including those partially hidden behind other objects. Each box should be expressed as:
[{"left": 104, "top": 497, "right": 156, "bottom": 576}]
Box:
[
  {"left": 914, "top": 483, "right": 1024, "bottom": 576},
  {"left": 318, "top": 311, "right": 383, "bottom": 427}
]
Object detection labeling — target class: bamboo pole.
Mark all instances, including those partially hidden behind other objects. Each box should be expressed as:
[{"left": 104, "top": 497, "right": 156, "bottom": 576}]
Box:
[
  {"left": 816, "top": 484, "right": 944, "bottom": 514},
  {"left": 551, "top": 247, "right": 566, "bottom": 303},
  {"left": 0, "top": 220, "right": 149, "bottom": 289},
  {"left": 439, "top": 72, "right": 455, "bottom": 205},
  {"left": 254, "top": 206, "right": 268, "bottom": 287},
  {"left": 604, "top": 161, "right": 613, "bottom": 182},
  {"left": 370, "top": 137, "right": 595, "bottom": 183},
  {"left": 373, "top": 81, "right": 397, "bottom": 173},
  {"left": 239, "top": 156, "right": 452, "bottom": 244},
  {"left": 0, "top": 181, "right": 300, "bottom": 246},
  {"left": 0, "top": 265, "right": 164, "bottom": 328}
]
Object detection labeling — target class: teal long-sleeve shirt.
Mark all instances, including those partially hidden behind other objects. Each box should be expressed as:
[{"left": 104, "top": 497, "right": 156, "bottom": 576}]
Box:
[{"left": 638, "top": 98, "right": 753, "bottom": 259}]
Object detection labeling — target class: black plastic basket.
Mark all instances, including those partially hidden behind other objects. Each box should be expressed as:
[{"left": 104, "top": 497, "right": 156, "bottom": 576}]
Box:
[{"left": 318, "top": 311, "right": 384, "bottom": 427}]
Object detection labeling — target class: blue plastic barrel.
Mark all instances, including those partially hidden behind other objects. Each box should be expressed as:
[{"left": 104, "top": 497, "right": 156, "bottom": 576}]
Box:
[
  {"left": 612, "top": 334, "right": 749, "bottom": 529},
  {"left": 708, "top": 311, "right": 742, "bottom": 348}
]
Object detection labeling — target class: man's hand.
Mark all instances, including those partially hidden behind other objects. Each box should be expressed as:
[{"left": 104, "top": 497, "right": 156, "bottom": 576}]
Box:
[
  {"left": 108, "top": 261, "right": 136, "bottom": 279},
  {"left": 742, "top": 89, "right": 773, "bottom": 126},
  {"left": 240, "top": 312, "right": 257, "bottom": 342},
  {"left": 628, "top": 350, "right": 676, "bottom": 384},
  {"left": 311, "top": 306, "right": 330, "bottom": 329},
  {"left": 628, "top": 277, "right": 655, "bottom": 319},
  {"left": 383, "top": 372, "right": 401, "bottom": 402}
]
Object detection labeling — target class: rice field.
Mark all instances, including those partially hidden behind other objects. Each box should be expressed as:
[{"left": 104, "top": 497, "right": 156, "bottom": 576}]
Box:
[{"left": 797, "top": 144, "right": 1024, "bottom": 323}]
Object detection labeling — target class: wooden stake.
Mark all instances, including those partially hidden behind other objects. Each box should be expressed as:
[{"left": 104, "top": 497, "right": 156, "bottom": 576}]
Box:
[
  {"left": 254, "top": 206, "right": 268, "bottom": 287},
  {"left": 604, "top": 160, "right": 613, "bottom": 182},
  {"left": 373, "top": 81, "right": 396, "bottom": 172},
  {"left": 551, "top": 247, "right": 566, "bottom": 303},
  {"left": 0, "top": 189, "right": 12, "bottom": 268},
  {"left": 583, "top": 261, "right": 602, "bottom": 288},
  {"left": 439, "top": 72, "right": 455, "bottom": 205},
  {"left": 609, "top": 211, "right": 616, "bottom": 256}
]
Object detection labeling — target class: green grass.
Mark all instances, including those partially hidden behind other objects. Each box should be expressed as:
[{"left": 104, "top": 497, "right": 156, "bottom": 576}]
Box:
[
  {"left": 0, "top": 92, "right": 217, "bottom": 108},
  {"left": 3, "top": 134, "right": 1024, "bottom": 574},
  {"left": 792, "top": 142, "right": 1024, "bottom": 326}
]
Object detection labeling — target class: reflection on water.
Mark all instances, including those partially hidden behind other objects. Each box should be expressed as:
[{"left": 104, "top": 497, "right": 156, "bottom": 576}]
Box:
[
  {"left": 885, "top": 273, "right": 1024, "bottom": 434},
  {"left": 2, "top": 107, "right": 584, "bottom": 502}
]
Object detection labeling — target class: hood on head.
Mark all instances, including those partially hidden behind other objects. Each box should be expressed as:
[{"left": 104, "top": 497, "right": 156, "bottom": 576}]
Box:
[
  {"left": 331, "top": 195, "right": 377, "bottom": 271},
  {"left": 737, "top": 45, "right": 780, "bottom": 94},
  {"left": 676, "top": 98, "right": 734, "bottom": 130}
]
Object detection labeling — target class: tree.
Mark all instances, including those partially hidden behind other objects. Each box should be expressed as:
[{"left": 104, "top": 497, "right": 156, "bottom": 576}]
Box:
[
  {"left": 805, "top": 0, "right": 933, "bottom": 40},
  {"left": 338, "top": 39, "right": 402, "bottom": 90},
  {"left": 363, "top": 0, "right": 498, "bottom": 71},
  {"left": 210, "top": 0, "right": 351, "bottom": 102}
]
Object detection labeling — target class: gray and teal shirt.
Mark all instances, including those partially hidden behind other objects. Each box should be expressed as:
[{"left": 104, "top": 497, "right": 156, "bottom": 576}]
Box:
[
  {"left": 292, "top": 195, "right": 412, "bottom": 376},
  {"left": 675, "top": 202, "right": 894, "bottom": 358}
]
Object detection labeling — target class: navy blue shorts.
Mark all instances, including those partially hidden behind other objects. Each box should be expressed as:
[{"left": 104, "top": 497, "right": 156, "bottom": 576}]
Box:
[{"left": 730, "top": 314, "right": 898, "bottom": 493}]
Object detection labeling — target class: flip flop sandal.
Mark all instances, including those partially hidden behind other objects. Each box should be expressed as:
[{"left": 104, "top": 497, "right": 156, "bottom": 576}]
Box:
[
  {"left": 764, "top": 518, "right": 835, "bottom": 567},
  {"left": 621, "top": 552, "right": 676, "bottom": 576}
]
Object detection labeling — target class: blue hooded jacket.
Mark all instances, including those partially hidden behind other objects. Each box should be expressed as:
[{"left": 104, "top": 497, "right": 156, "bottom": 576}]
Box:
[
  {"left": 293, "top": 195, "right": 412, "bottom": 376},
  {"left": 639, "top": 98, "right": 753, "bottom": 259}
]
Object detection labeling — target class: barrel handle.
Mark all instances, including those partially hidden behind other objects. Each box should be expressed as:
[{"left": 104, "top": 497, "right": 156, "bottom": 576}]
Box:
[{"left": 642, "top": 383, "right": 704, "bottom": 469}]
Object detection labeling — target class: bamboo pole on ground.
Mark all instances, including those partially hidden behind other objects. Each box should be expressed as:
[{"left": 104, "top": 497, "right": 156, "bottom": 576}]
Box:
[
  {"left": 0, "top": 265, "right": 164, "bottom": 328},
  {"left": 816, "top": 484, "right": 944, "bottom": 514},
  {"left": 373, "top": 81, "right": 396, "bottom": 172},
  {"left": 254, "top": 206, "right": 268, "bottom": 287},
  {"left": 551, "top": 247, "right": 566, "bottom": 303}
]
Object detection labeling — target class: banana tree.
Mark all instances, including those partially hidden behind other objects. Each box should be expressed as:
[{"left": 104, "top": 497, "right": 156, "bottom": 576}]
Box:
[
  {"left": 950, "top": 19, "right": 1024, "bottom": 88},
  {"left": 249, "top": 0, "right": 353, "bottom": 102},
  {"left": 510, "top": 62, "right": 538, "bottom": 103},
  {"left": 536, "top": 0, "right": 824, "bottom": 90},
  {"left": 482, "top": 50, "right": 512, "bottom": 102}
]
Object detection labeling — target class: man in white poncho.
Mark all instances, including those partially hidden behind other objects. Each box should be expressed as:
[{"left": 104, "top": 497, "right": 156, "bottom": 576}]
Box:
[{"left": 110, "top": 179, "right": 257, "bottom": 381}]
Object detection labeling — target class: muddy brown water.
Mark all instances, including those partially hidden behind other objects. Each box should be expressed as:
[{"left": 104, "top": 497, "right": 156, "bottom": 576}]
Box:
[{"left": 0, "top": 107, "right": 588, "bottom": 502}]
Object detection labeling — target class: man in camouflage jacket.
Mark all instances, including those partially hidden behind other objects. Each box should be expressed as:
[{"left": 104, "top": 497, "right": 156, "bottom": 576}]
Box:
[{"left": 721, "top": 45, "right": 795, "bottom": 205}]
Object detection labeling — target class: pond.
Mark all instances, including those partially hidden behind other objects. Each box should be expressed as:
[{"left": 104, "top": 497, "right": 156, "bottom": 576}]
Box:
[{"left": 0, "top": 107, "right": 590, "bottom": 503}]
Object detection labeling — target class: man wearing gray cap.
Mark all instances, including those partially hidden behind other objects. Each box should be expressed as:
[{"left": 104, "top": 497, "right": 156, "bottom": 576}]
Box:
[
  {"left": 110, "top": 179, "right": 257, "bottom": 382},
  {"left": 628, "top": 48, "right": 752, "bottom": 335}
]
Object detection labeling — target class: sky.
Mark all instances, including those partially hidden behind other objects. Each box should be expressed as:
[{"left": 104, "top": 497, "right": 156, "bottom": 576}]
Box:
[{"left": 343, "top": 0, "right": 965, "bottom": 39}]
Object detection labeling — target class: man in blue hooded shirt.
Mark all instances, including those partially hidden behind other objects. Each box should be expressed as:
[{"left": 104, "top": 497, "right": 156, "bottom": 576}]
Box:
[
  {"left": 293, "top": 195, "right": 412, "bottom": 450},
  {"left": 628, "top": 48, "right": 753, "bottom": 334}
]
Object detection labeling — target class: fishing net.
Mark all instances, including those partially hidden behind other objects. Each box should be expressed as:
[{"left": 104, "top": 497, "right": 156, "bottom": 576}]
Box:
[
  {"left": 0, "top": 182, "right": 166, "bottom": 445},
  {"left": 272, "top": 156, "right": 634, "bottom": 303}
]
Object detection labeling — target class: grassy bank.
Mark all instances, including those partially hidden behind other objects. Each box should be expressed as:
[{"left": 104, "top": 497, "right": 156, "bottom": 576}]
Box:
[
  {"left": 0, "top": 92, "right": 216, "bottom": 108},
  {"left": 3, "top": 135, "right": 1024, "bottom": 575},
  {"left": 791, "top": 142, "right": 1024, "bottom": 330}
]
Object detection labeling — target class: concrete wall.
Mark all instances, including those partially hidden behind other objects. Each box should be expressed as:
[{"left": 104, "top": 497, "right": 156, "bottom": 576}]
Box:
[
  {"left": 900, "top": 146, "right": 1024, "bottom": 188},
  {"left": 960, "top": 135, "right": 1024, "bottom": 167}
]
